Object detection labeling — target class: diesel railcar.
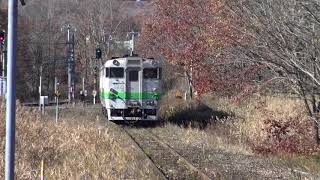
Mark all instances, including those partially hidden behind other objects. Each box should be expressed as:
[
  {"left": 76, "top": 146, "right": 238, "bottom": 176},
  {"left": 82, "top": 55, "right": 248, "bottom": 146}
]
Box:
[{"left": 99, "top": 56, "right": 162, "bottom": 121}]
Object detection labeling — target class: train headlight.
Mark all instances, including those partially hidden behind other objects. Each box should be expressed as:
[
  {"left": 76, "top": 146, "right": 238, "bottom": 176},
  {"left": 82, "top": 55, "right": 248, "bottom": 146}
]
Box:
[
  {"left": 152, "top": 60, "right": 158, "bottom": 66},
  {"left": 127, "top": 101, "right": 140, "bottom": 106},
  {"left": 146, "top": 101, "right": 153, "bottom": 106},
  {"left": 113, "top": 60, "right": 120, "bottom": 66},
  {"left": 153, "top": 100, "right": 158, "bottom": 106},
  {"left": 144, "top": 100, "right": 158, "bottom": 106},
  {"left": 145, "top": 101, "right": 151, "bottom": 106}
]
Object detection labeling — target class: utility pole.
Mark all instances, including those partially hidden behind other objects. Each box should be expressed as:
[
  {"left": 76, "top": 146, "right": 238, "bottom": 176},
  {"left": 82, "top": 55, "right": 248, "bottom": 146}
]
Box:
[
  {"left": 82, "top": 77, "right": 85, "bottom": 92},
  {"left": 62, "top": 25, "right": 76, "bottom": 105},
  {"left": 67, "top": 25, "right": 71, "bottom": 104},
  {"left": 54, "top": 77, "right": 59, "bottom": 123},
  {"left": 71, "top": 33, "right": 75, "bottom": 105},
  {"left": 5, "top": 0, "right": 20, "bottom": 179},
  {"left": 39, "top": 65, "right": 42, "bottom": 111},
  {"left": 128, "top": 30, "right": 139, "bottom": 56},
  {"left": 85, "top": 36, "right": 89, "bottom": 81}
]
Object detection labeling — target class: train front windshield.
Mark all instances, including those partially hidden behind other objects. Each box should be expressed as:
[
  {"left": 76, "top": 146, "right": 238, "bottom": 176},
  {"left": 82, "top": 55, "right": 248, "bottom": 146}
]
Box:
[
  {"left": 110, "top": 67, "right": 124, "bottom": 78},
  {"left": 143, "top": 68, "right": 161, "bottom": 79}
]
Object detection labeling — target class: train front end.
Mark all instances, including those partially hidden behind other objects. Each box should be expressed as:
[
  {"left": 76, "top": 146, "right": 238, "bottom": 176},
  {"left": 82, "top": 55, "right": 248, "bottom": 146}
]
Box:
[{"left": 100, "top": 57, "right": 162, "bottom": 121}]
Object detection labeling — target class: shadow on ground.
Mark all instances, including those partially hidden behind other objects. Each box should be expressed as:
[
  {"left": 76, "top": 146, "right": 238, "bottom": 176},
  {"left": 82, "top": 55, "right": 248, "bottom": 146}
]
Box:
[
  {"left": 166, "top": 102, "right": 230, "bottom": 129},
  {"left": 114, "top": 102, "right": 231, "bottom": 129},
  {"left": 115, "top": 120, "right": 166, "bottom": 128}
]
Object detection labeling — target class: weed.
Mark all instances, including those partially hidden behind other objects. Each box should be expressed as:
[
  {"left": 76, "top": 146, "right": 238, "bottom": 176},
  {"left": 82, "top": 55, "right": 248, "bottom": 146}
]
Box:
[{"left": 0, "top": 98, "right": 160, "bottom": 179}]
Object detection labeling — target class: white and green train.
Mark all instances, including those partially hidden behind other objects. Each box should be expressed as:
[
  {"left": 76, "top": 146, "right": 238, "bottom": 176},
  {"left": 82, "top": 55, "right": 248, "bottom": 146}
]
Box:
[{"left": 99, "top": 56, "right": 162, "bottom": 121}]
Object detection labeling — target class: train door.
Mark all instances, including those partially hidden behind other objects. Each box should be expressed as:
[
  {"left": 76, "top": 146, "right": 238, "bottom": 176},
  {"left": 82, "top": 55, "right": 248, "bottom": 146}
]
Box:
[{"left": 126, "top": 67, "right": 141, "bottom": 105}]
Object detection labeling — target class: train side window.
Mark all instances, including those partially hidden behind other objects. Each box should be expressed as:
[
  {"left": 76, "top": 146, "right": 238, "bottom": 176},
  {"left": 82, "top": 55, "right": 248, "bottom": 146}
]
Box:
[
  {"left": 143, "top": 68, "right": 158, "bottom": 79},
  {"left": 110, "top": 67, "right": 124, "bottom": 78},
  {"left": 105, "top": 68, "right": 109, "bottom": 78},
  {"left": 129, "top": 71, "right": 139, "bottom": 82}
]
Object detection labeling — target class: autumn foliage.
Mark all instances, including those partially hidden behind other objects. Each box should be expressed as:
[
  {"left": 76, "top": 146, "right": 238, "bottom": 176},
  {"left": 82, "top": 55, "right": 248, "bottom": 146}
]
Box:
[
  {"left": 252, "top": 101, "right": 318, "bottom": 154},
  {"left": 138, "top": 0, "right": 242, "bottom": 95}
]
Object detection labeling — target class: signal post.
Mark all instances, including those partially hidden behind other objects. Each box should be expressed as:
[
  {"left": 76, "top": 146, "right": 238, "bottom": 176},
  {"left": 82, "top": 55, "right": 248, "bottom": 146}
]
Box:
[
  {"left": 0, "top": 31, "right": 6, "bottom": 97},
  {"left": 93, "top": 47, "right": 102, "bottom": 104}
]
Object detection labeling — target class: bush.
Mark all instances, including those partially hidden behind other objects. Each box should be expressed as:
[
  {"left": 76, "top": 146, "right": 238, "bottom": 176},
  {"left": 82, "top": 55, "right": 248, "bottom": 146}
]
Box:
[{"left": 254, "top": 107, "right": 319, "bottom": 154}]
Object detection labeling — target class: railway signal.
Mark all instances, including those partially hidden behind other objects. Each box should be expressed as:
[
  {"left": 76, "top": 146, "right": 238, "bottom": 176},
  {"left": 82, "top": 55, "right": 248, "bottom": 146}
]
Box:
[
  {"left": 0, "top": 31, "right": 5, "bottom": 43},
  {"left": 96, "top": 47, "right": 102, "bottom": 59},
  {"left": 0, "top": 30, "right": 6, "bottom": 93}
]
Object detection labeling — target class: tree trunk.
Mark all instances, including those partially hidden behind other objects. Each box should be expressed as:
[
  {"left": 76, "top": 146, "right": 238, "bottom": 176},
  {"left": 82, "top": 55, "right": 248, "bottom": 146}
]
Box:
[
  {"left": 185, "top": 71, "right": 193, "bottom": 99},
  {"left": 313, "top": 116, "right": 320, "bottom": 145},
  {"left": 298, "top": 78, "right": 320, "bottom": 144}
]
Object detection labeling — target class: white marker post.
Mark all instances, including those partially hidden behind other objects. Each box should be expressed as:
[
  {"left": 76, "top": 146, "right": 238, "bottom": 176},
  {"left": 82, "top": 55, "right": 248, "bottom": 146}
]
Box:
[
  {"left": 93, "top": 90, "right": 97, "bottom": 105},
  {"left": 56, "top": 95, "right": 59, "bottom": 123},
  {"left": 39, "top": 66, "right": 42, "bottom": 111}
]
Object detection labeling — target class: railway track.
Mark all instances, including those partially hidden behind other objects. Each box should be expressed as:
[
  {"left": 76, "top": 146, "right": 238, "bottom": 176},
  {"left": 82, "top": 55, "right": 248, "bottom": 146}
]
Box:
[
  {"left": 120, "top": 126, "right": 320, "bottom": 180},
  {"left": 117, "top": 124, "right": 214, "bottom": 180}
]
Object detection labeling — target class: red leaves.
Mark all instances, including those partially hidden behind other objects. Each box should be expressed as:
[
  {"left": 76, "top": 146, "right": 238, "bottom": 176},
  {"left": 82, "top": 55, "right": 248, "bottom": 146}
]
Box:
[
  {"left": 137, "top": 0, "right": 249, "bottom": 96},
  {"left": 253, "top": 105, "right": 318, "bottom": 155},
  {"left": 139, "top": 0, "right": 222, "bottom": 83},
  {"left": 257, "top": 118, "right": 315, "bottom": 154}
]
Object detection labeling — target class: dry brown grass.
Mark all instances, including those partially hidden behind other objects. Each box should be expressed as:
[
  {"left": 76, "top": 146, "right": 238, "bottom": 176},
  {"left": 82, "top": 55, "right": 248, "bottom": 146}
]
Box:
[
  {"left": 203, "top": 94, "right": 309, "bottom": 144},
  {"left": 201, "top": 94, "right": 320, "bottom": 174},
  {"left": 0, "top": 99, "right": 159, "bottom": 179},
  {"left": 158, "top": 92, "right": 320, "bottom": 176},
  {"left": 152, "top": 123, "right": 253, "bottom": 155},
  {"left": 161, "top": 93, "right": 318, "bottom": 153},
  {"left": 158, "top": 93, "right": 253, "bottom": 155}
]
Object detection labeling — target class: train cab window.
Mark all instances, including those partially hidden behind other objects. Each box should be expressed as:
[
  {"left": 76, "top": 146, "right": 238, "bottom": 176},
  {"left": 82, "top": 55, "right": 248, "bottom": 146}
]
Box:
[
  {"left": 105, "top": 68, "right": 109, "bottom": 78},
  {"left": 143, "top": 68, "right": 158, "bottom": 79},
  {"left": 110, "top": 67, "right": 124, "bottom": 78},
  {"left": 129, "top": 71, "right": 139, "bottom": 82}
]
